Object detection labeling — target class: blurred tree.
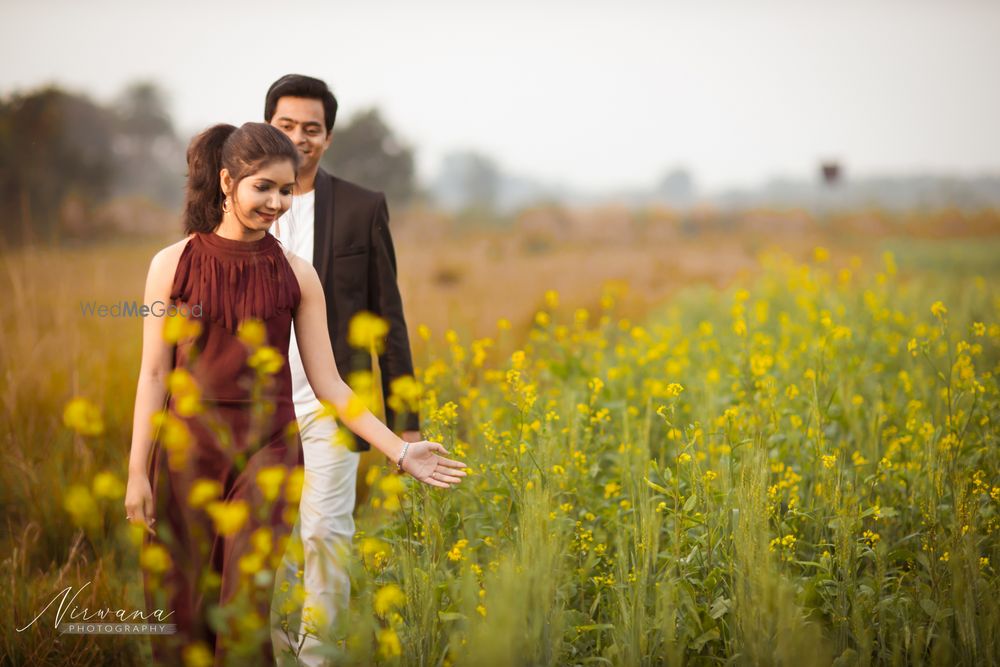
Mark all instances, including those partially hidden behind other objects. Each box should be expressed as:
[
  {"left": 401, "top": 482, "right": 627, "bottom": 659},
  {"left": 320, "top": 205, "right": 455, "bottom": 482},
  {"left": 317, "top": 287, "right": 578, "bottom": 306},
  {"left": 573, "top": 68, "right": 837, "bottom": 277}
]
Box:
[
  {"left": 112, "top": 81, "right": 184, "bottom": 205},
  {"left": 321, "top": 108, "right": 416, "bottom": 207},
  {"left": 656, "top": 168, "right": 696, "bottom": 206},
  {"left": 434, "top": 150, "right": 501, "bottom": 213},
  {"left": 0, "top": 86, "right": 115, "bottom": 244},
  {"left": 117, "top": 82, "right": 173, "bottom": 140}
]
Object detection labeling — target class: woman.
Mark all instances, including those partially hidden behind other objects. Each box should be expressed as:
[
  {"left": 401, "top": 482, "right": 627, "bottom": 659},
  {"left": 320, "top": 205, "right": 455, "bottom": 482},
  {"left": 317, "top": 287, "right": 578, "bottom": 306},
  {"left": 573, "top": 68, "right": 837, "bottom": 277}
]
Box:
[{"left": 123, "top": 122, "right": 466, "bottom": 665}]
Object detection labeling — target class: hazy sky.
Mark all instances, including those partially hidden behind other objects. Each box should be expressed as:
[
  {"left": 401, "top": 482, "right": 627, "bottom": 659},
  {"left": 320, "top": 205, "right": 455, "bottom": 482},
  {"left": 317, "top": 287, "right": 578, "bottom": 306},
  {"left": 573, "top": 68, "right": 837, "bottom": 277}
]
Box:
[{"left": 3, "top": 0, "right": 999, "bottom": 192}]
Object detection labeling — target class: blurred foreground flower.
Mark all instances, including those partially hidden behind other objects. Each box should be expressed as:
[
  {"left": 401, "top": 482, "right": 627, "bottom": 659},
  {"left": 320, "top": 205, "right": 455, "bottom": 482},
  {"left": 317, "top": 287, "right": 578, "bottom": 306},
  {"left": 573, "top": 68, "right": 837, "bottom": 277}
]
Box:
[
  {"left": 237, "top": 318, "right": 267, "bottom": 348},
  {"left": 285, "top": 466, "right": 305, "bottom": 503},
  {"left": 360, "top": 537, "right": 390, "bottom": 571},
  {"left": 248, "top": 346, "right": 284, "bottom": 375},
  {"left": 256, "top": 465, "right": 286, "bottom": 503},
  {"left": 182, "top": 642, "right": 214, "bottom": 667},
  {"left": 63, "top": 484, "right": 100, "bottom": 530},
  {"left": 162, "top": 313, "right": 202, "bottom": 344},
  {"left": 374, "top": 583, "right": 405, "bottom": 617},
  {"left": 187, "top": 478, "right": 223, "bottom": 509},
  {"left": 377, "top": 626, "right": 402, "bottom": 659},
  {"left": 168, "top": 368, "right": 203, "bottom": 417},
  {"left": 140, "top": 543, "right": 172, "bottom": 574},
  {"left": 349, "top": 311, "right": 389, "bottom": 353},
  {"left": 388, "top": 375, "right": 423, "bottom": 414},
  {"left": 205, "top": 500, "right": 249, "bottom": 536},
  {"left": 92, "top": 471, "right": 125, "bottom": 500},
  {"left": 63, "top": 397, "right": 104, "bottom": 436}
]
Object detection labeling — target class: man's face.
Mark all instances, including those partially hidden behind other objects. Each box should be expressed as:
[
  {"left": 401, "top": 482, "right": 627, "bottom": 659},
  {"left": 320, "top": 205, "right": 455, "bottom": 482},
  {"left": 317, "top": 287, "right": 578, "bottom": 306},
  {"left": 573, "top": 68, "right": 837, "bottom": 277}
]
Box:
[{"left": 269, "top": 96, "right": 333, "bottom": 175}]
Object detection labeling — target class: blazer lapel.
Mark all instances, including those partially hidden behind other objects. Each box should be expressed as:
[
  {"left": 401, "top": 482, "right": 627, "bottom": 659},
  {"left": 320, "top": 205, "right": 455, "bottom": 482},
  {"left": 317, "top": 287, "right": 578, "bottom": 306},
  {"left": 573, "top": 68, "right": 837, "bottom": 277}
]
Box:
[{"left": 313, "top": 167, "right": 334, "bottom": 281}]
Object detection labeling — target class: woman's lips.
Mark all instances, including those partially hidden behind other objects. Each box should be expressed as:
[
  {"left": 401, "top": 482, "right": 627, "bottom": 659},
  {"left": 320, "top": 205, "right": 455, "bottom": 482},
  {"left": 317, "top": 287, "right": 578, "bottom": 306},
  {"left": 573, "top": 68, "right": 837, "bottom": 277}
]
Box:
[{"left": 258, "top": 211, "right": 276, "bottom": 222}]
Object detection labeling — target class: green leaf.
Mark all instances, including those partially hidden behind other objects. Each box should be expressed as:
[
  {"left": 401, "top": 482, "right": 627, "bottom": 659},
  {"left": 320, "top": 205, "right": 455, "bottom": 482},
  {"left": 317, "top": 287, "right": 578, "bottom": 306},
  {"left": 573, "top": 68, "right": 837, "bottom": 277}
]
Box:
[
  {"left": 683, "top": 493, "right": 698, "bottom": 512},
  {"left": 437, "top": 611, "right": 467, "bottom": 622},
  {"left": 691, "top": 626, "right": 720, "bottom": 650},
  {"left": 709, "top": 596, "right": 731, "bottom": 620},
  {"left": 919, "top": 598, "right": 937, "bottom": 618},
  {"left": 575, "top": 623, "right": 615, "bottom": 632},
  {"left": 644, "top": 477, "right": 670, "bottom": 495}
]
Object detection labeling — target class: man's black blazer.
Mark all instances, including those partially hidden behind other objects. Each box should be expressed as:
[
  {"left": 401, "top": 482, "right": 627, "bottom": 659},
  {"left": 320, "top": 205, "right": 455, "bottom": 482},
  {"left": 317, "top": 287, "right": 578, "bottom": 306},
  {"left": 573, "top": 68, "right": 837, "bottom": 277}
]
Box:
[{"left": 310, "top": 167, "right": 419, "bottom": 451}]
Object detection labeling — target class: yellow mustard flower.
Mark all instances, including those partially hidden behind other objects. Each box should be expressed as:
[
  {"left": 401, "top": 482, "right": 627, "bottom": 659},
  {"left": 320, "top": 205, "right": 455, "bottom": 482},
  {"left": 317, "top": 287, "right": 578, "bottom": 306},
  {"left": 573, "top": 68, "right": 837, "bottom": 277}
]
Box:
[
  {"left": 256, "top": 465, "right": 286, "bottom": 503},
  {"left": 140, "top": 543, "right": 172, "bottom": 574},
  {"left": 248, "top": 346, "right": 284, "bottom": 375},
  {"left": 205, "top": 500, "right": 249, "bottom": 536},
  {"left": 92, "top": 471, "right": 125, "bottom": 500},
  {"left": 63, "top": 397, "right": 104, "bottom": 436},
  {"left": 377, "top": 627, "right": 402, "bottom": 659},
  {"left": 348, "top": 311, "right": 390, "bottom": 352},
  {"left": 374, "top": 583, "right": 406, "bottom": 617},
  {"left": 64, "top": 484, "right": 99, "bottom": 529}
]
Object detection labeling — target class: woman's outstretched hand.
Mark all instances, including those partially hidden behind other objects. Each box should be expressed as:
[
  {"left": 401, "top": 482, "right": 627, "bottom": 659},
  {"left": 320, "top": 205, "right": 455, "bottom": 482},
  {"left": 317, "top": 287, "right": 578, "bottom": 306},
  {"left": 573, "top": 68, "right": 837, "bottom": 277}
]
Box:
[
  {"left": 400, "top": 441, "right": 468, "bottom": 488},
  {"left": 124, "top": 472, "right": 157, "bottom": 535}
]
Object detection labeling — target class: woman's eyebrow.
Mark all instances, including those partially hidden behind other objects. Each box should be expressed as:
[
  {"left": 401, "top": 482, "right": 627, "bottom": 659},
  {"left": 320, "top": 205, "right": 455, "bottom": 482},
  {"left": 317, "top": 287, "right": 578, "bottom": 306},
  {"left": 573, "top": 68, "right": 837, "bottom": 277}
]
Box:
[{"left": 255, "top": 178, "right": 296, "bottom": 188}]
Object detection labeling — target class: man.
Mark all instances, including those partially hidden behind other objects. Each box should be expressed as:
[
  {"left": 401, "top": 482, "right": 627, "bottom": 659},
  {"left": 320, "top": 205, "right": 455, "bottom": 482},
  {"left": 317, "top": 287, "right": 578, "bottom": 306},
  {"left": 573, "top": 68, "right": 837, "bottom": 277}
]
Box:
[{"left": 264, "top": 74, "right": 421, "bottom": 664}]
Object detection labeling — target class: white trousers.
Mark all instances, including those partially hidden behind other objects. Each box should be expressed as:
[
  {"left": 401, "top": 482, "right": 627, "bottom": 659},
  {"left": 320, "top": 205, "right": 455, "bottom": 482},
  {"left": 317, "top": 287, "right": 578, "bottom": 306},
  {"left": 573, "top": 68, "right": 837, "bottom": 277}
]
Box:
[{"left": 273, "top": 405, "right": 360, "bottom": 666}]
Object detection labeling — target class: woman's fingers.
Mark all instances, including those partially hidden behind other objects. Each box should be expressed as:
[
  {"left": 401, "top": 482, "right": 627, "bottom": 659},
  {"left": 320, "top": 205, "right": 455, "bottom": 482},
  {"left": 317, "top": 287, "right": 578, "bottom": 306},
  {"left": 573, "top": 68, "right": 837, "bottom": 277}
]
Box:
[
  {"left": 422, "top": 475, "right": 450, "bottom": 488},
  {"left": 143, "top": 493, "right": 156, "bottom": 525},
  {"left": 422, "top": 444, "right": 468, "bottom": 470},
  {"left": 126, "top": 497, "right": 157, "bottom": 535},
  {"left": 406, "top": 445, "right": 468, "bottom": 488},
  {"left": 127, "top": 508, "right": 148, "bottom": 532}
]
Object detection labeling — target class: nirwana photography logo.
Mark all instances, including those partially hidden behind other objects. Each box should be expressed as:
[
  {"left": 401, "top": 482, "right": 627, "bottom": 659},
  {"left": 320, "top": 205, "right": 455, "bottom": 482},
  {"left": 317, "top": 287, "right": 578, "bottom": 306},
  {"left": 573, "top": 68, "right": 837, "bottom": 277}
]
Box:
[{"left": 17, "top": 581, "right": 175, "bottom": 635}]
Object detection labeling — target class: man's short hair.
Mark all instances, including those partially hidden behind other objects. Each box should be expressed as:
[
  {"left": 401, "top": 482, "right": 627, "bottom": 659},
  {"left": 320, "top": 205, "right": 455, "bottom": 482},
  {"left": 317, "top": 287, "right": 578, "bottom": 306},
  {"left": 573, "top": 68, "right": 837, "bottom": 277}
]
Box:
[{"left": 264, "top": 74, "right": 338, "bottom": 133}]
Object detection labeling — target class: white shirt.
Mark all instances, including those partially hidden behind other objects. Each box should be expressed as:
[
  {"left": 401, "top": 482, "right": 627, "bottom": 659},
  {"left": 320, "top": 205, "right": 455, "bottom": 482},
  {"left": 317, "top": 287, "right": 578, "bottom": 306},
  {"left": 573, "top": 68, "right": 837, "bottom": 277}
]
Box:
[{"left": 271, "top": 190, "right": 323, "bottom": 416}]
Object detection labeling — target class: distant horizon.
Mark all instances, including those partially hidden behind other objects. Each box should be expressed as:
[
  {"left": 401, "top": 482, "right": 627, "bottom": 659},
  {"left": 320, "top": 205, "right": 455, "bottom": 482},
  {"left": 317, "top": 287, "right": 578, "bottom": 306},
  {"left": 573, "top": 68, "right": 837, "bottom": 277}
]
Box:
[{"left": 4, "top": 0, "right": 999, "bottom": 194}]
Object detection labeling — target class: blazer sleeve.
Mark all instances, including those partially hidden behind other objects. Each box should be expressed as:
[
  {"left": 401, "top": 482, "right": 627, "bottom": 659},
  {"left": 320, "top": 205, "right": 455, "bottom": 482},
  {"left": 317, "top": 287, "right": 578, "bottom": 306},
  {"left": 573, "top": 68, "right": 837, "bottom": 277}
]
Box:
[{"left": 368, "top": 195, "right": 421, "bottom": 433}]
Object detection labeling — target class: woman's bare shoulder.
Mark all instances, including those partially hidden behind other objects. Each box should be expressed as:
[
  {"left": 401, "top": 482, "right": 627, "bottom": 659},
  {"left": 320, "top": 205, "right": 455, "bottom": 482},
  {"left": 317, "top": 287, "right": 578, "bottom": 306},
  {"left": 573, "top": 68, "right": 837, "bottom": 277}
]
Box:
[
  {"left": 284, "top": 251, "right": 322, "bottom": 297},
  {"left": 284, "top": 251, "right": 315, "bottom": 279},
  {"left": 148, "top": 235, "right": 194, "bottom": 280}
]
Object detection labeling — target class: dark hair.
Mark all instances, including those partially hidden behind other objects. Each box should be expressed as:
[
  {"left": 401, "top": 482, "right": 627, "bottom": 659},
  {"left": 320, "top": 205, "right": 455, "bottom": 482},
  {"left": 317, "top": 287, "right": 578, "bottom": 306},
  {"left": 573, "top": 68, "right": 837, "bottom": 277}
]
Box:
[
  {"left": 183, "top": 122, "right": 300, "bottom": 234},
  {"left": 264, "top": 74, "right": 338, "bottom": 134}
]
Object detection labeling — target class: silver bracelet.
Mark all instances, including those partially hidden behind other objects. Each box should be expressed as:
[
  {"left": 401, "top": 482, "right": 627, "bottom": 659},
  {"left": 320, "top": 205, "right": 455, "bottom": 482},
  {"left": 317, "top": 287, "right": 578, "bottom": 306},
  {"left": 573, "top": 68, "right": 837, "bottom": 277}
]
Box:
[{"left": 396, "top": 441, "right": 411, "bottom": 473}]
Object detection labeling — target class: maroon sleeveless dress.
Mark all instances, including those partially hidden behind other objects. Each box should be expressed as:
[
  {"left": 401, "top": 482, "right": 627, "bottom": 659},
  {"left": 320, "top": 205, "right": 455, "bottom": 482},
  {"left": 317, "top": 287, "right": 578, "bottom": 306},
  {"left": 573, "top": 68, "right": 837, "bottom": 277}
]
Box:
[{"left": 143, "top": 231, "right": 304, "bottom": 665}]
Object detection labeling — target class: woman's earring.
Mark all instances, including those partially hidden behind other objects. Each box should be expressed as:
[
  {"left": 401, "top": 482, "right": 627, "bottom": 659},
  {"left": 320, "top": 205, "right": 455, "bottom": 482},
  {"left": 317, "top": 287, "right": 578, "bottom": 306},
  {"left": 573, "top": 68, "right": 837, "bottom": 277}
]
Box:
[{"left": 222, "top": 197, "right": 232, "bottom": 214}]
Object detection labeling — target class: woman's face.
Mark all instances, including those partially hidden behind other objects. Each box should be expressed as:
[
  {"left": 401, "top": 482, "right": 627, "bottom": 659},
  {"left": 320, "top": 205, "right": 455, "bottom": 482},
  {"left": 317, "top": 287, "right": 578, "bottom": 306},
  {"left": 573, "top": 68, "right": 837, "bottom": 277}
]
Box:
[{"left": 221, "top": 159, "right": 296, "bottom": 231}]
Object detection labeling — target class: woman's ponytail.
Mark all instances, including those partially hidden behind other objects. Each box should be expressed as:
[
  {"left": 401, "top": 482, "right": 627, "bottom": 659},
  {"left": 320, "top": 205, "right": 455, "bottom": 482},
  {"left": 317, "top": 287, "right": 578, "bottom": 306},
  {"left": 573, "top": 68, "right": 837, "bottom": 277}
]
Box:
[{"left": 183, "top": 123, "right": 237, "bottom": 234}]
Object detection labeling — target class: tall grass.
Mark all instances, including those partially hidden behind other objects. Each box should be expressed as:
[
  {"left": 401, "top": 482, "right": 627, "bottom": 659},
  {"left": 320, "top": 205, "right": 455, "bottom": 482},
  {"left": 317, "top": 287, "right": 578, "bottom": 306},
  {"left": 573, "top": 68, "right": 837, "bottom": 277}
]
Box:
[{"left": 2, "top": 225, "right": 998, "bottom": 665}]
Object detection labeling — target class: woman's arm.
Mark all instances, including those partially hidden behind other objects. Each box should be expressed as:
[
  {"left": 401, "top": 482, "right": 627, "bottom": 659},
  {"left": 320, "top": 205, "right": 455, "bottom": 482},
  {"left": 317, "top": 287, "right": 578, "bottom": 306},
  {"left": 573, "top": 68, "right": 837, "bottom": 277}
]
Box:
[
  {"left": 124, "top": 240, "right": 188, "bottom": 531},
  {"left": 290, "top": 254, "right": 467, "bottom": 488}
]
